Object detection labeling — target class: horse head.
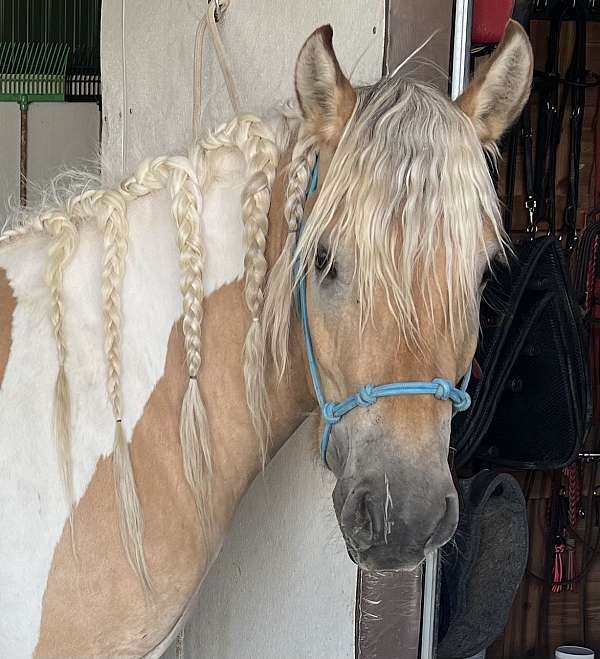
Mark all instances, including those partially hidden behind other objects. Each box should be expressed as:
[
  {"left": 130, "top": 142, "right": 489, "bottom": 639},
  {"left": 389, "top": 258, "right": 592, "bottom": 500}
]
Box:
[{"left": 266, "top": 22, "right": 533, "bottom": 571}]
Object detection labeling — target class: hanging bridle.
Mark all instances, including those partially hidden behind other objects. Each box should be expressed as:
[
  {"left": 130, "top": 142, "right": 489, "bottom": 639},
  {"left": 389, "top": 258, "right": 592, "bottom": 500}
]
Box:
[{"left": 294, "top": 159, "right": 472, "bottom": 467}]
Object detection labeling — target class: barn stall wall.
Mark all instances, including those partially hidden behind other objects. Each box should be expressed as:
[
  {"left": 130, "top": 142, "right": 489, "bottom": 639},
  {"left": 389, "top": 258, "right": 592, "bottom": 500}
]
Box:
[
  {"left": 101, "top": 1, "right": 385, "bottom": 172},
  {"left": 0, "top": 103, "right": 99, "bottom": 214},
  {"left": 100, "top": 2, "right": 384, "bottom": 658}
]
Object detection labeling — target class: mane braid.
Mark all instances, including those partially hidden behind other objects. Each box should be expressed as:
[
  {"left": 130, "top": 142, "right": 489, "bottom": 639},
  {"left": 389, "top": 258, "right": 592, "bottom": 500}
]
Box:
[
  {"left": 201, "top": 113, "right": 285, "bottom": 465},
  {"left": 262, "top": 136, "right": 318, "bottom": 379},
  {"left": 45, "top": 210, "right": 79, "bottom": 538},
  {"left": 168, "top": 150, "right": 213, "bottom": 534},
  {"left": 99, "top": 189, "right": 151, "bottom": 590},
  {"left": 238, "top": 118, "right": 279, "bottom": 464},
  {"left": 0, "top": 109, "right": 297, "bottom": 582}
]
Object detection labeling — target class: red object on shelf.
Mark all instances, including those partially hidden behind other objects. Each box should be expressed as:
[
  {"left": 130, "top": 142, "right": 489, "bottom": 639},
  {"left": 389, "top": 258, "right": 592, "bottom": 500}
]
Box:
[{"left": 472, "top": 0, "right": 515, "bottom": 44}]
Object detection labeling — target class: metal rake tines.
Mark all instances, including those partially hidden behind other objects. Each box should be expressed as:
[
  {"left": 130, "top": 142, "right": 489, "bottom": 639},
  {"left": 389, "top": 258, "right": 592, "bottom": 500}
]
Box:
[{"left": 0, "top": 41, "right": 69, "bottom": 102}]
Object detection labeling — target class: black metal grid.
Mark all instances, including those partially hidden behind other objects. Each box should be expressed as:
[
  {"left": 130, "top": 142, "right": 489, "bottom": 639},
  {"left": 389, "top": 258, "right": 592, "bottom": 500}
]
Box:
[{"left": 0, "top": 0, "right": 101, "bottom": 101}]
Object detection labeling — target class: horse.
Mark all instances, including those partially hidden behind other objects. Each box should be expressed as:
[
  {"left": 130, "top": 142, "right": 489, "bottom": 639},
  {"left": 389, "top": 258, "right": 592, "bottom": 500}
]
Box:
[{"left": 0, "top": 22, "right": 533, "bottom": 659}]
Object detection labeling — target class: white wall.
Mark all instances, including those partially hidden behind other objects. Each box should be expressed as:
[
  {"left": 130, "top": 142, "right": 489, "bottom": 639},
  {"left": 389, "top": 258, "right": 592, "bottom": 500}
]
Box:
[
  {"left": 168, "top": 420, "right": 357, "bottom": 659},
  {"left": 99, "top": 2, "right": 385, "bottom": 657},
  {"left": 101, "top": 0, "right": 385, "bottom": 173},
  {"left": 0, "top": 103, "right": 100, "bottom": 216}
]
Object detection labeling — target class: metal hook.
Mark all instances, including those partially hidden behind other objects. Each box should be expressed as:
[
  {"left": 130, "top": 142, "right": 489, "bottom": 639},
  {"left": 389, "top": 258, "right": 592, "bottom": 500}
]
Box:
[
  {"left": 525, "top": 197, "right": 537, "bottom": 233},
  {"left": 209, "top": 0, "right": 222, "bottom": 22}
]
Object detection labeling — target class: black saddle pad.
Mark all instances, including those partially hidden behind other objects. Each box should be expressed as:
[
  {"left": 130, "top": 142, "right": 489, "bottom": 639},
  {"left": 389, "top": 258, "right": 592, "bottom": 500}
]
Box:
[{"left": 452, "top": 236, "right": 590, "bottom": 470}]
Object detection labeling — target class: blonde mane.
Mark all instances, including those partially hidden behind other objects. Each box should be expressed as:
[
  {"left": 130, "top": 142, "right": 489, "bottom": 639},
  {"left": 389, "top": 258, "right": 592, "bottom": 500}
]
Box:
[{"left": 264, "top": 74, "right": 505, "bottom": 378}]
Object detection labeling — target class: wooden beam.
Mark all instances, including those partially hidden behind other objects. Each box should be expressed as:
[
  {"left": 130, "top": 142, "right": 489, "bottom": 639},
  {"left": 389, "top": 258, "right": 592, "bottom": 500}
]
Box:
[{"left": 384, "top": 0, "right": 454, "bottom": 92}]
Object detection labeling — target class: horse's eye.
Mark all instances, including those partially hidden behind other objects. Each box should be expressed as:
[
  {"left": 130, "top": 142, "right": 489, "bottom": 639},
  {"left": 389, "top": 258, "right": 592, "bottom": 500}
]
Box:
[
  {"left": 315, "top": 246, "right": 329, "bottom": 272},
  {"left": 315, "top": 246, "right": 337, "bottom": 279}
]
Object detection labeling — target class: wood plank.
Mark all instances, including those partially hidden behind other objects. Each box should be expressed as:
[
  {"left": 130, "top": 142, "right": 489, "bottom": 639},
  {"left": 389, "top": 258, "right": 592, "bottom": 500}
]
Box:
[{"left": 385, "top": 0, "right": 454, "bottom": 91}]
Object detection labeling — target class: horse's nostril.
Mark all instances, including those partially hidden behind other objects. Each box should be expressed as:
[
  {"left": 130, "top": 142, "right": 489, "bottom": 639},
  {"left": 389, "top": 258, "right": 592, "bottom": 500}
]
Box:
[
  {"left": 341, "top": 489, "right": 377, "bottom": 549},
  {"left": 426, "top": 493, "right": 459, "bottom": 550},
  {"left": 366, "top": 497, "right": 383, "bottom": 539}
]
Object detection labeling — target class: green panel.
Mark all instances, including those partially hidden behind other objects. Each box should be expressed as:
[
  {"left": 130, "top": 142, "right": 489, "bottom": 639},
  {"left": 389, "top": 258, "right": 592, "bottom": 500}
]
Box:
[{"left": 0, "top": 41, "right": 69, "bottom": 104}]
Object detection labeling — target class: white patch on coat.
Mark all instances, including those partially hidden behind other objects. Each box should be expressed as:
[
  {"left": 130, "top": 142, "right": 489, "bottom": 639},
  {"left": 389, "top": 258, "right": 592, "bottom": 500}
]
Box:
[
  {"left": 0, "top": 171, "right": 245, "bottom": 658},
  {"left": 384, "top": 472, "right": 393, "bottom": 544}
]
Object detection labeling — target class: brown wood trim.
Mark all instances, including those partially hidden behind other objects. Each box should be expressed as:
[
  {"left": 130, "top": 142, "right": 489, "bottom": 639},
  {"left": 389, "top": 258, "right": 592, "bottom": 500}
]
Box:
[
  {"left": 355, "top": 568, "right": 423, "bottom": 658},
  {"left": 384, "top": 0, "right": 454, "bottom": 92},
  {"left": 360, "top": 5, "right": 455, "bottom": 657}
]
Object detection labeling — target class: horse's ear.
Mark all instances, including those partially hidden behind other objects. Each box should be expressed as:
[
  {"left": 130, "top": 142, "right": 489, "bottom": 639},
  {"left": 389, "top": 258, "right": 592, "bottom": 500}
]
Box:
[
  {"left": 456, "top": 19, "right": 533, "bottom": 144},
  {"left": 295, "top": 25, "right": 357, "bottom": 146}
]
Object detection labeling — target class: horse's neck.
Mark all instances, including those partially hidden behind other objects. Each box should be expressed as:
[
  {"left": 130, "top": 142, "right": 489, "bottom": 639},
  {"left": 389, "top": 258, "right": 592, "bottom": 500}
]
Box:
[
  {"left": 0, "top": 134, "right": 318, "bottom": 658},
  {"left": 0, "top": 133, "right": 313, "bottom": 503}
]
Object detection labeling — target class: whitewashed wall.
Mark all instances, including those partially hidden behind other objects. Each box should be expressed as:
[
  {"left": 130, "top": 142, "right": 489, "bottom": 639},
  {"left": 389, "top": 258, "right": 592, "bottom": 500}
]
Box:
[
  {"left": 0, "top": 103, "right": 99, "bottom": 216},
  {"left": 100, "top": 2, "right": 385, "bottom": 657},
  {"left": 171, "top": 419, "right": 358, "bottom": 659},
  {"left": 101, "top": 0, "right": 385, "bottom": 173}
]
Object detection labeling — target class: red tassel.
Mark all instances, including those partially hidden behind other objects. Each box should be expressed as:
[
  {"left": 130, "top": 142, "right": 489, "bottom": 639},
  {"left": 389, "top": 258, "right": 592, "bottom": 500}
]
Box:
[
  {"left": 588, "top": 237, "right": 599, "bottom": 311},
  {"left": 552, "top": 538, "right": 566, "bottom": 593},
  {"left": 592, "top": 324, "right": 600, "bottom": 423}
]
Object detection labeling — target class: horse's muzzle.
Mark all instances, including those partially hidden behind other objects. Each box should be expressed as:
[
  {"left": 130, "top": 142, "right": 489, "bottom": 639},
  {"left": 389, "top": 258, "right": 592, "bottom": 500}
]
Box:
[{"left": 333, "top": 474, "right": 459, "bottom": 571}]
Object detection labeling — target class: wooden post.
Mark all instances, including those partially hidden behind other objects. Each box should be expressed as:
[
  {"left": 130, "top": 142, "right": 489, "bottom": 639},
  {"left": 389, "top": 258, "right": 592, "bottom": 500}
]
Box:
[
  {"left": 20, "top": 101, "right": 28, "bottom": 207},
  {"left": 354, "top": 4, "right": 461, "bottom": 658},
  {"left": 384, "top": 0, "right": 455, "bottom": 94}
]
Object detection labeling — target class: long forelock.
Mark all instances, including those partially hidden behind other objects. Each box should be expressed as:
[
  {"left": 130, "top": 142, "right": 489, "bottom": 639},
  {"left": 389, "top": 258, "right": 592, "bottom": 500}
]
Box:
[{"left": 293, "top": 75, "right": 505, "bottom": 350}]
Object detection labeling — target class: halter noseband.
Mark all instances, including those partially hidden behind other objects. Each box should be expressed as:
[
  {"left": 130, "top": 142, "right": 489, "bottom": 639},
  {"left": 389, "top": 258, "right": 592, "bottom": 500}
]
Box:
[{"left": 295, "top": 158, "right": 472, "bottom": 467}]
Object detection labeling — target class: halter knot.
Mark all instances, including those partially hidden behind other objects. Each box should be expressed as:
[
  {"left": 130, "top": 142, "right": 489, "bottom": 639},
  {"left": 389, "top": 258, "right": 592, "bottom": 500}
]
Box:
[
  {"left": 356, "top": 384, "right": 377, "bottom": 407},
  {"left": 453, "top": 391, "right": 472, "bottom": 413},
  {"left": 323, "top": 402, "right": 341, "bottom": 425},
  {"left": 432, "top": 378, "right": 452, "bottom": 401}
]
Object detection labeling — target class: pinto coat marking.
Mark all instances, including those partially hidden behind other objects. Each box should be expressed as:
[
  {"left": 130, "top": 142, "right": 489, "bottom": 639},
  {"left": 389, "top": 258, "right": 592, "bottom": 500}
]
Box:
[
  {"left": 0, "top": 179, "right": 254, "bottom": 657},
  {"left": 0, "top": 269, "right": 15, "bottom": 388},
  {"left": 0, "top": 143, "right": 311, "bottom": 658}
]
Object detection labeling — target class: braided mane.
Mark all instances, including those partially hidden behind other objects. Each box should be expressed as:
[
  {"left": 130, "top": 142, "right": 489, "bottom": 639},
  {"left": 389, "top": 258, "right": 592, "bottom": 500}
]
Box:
[{"left": 0, "top": 109, "right": 297, "bottom": 586}]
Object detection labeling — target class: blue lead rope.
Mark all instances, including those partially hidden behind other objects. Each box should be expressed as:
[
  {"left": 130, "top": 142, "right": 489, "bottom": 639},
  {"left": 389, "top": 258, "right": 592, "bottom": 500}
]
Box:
[{"left": 295, "top": 158, "right": 472, "bottom": 467}]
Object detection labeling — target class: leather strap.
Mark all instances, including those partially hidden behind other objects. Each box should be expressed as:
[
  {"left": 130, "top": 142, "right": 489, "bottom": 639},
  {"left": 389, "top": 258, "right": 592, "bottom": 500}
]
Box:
[
  {"left": 594, "top": 78, "right": 600, "bottom": 206},
  {"left": 562, "top": 4, "right": 587, "bottom": 251},
  {"left": 532, "top": 0, "right": 587, "bottom": 243}
]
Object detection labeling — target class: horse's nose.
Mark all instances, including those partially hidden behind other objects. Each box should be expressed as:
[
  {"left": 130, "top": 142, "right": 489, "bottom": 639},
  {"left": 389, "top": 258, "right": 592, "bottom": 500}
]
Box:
[
  {"left": 336, "top": 479, "right": 459, "bottom": 556},
  {"left": 425, "top": 492, "right": 459, "bottom": 550}
]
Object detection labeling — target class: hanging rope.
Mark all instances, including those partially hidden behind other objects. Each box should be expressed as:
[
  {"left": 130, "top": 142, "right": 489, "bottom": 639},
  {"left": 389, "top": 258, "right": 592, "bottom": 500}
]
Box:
[{"left": 193, "top": 0, "right": 241, "bottom": 138}]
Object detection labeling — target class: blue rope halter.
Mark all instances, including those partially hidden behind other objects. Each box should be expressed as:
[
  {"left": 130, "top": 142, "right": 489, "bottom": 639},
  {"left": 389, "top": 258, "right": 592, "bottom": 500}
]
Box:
[{"left": 295, "top": 158, "right": 472, "bottom": 467}]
